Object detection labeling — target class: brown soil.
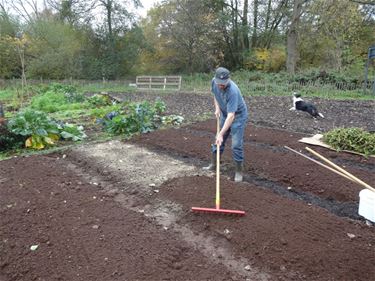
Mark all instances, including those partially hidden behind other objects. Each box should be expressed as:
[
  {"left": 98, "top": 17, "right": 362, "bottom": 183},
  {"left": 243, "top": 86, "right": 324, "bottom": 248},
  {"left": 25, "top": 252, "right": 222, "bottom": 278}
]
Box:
[{"left": 1, "top": 92, "right": 375, "bottom": 281}]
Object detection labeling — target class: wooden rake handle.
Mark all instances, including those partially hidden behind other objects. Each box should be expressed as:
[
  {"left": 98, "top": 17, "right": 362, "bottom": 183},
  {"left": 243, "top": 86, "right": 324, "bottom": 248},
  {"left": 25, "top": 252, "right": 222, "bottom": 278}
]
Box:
[
  {"left": 216, "top": 117, "right": 221, "bottom": 209},
  {"left": 285, "top": 145, "right": 375, "bottom": 193},
  {"left": 305, "top": 147, "right": 375, "bottom": 193},
  {"left": 284, "top": 146, "right": 355, "bottom": 183}
]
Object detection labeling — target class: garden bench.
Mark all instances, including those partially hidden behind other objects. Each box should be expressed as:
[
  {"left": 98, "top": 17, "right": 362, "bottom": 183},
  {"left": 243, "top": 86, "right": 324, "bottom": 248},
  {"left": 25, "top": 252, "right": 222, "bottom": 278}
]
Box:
[{"left": 136, "top": 76, "right": 182, "bottom": 90}]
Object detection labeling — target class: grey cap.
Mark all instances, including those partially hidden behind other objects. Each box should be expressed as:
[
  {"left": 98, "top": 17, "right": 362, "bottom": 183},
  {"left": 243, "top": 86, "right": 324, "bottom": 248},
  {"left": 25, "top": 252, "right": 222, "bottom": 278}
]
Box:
[{"left": 214, "top": 67, "right": 230, "bottom": 85}]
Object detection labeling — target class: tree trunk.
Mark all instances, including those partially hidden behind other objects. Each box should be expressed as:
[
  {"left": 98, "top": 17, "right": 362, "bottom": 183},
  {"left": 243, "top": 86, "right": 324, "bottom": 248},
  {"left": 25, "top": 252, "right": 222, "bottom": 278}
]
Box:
[
  {"left": 265, "top": 0, "right": 272, "bottom": 30},
  {"left": 251, "top": 0, "right": 258, "bottom": 48},
  {"left": 232, "top": 0, "right": 239, "bottom": 65},
  {"left": 286, "top": 0, "right": 303, "bottom": 74},
  {"left": 106, "top": 0, "right": 113, "bottom": 39},
  {"left": 242, "top": 0, "right": 249, "bottom": 50}
]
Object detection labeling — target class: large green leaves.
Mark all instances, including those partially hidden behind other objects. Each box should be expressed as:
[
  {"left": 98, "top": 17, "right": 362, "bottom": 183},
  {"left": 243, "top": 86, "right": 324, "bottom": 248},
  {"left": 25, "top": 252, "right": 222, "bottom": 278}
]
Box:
[
  {"left": 104, "top": 101, "right": 164, "bottom": 136},
  {"left": 8, "top": 109, "right": 60, "bottom": 136},
  {"left": 7, "top": 109, "right": 86, "bottom": 150}
]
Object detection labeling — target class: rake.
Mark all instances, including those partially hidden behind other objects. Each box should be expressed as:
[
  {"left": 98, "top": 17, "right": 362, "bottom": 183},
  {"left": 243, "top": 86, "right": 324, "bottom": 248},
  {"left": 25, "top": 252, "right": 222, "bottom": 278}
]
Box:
[{"left": 191, "top": 118, "right": 246, "bottom": 216}]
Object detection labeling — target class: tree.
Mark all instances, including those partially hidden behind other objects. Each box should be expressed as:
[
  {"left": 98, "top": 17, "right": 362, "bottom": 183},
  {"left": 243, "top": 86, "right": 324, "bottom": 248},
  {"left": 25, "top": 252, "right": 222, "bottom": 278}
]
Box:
[
  {"left": 0, "top": 5, "right": 21, "bottom": 78},
  {"left": 242, "top": 0, "right": 249, "bottom": 49},
  {"left": 140, "top": 0, "right": 222, "bottom": 73},
  {"left": 286, "top": 0, "right": 304, "bottom": 74},
  {"left": 93, "top": 0, "right": 142, "bottom": 79},
  {"left": 8, "top": 0, "right": 41, "bottom": 24},
  {"left": 298, "top": 0, "right": 372, "bottom": 71},
  {"left": 251, "top": 0, "right": 258, "bottom": 47},
  {"left": 26, "top": 19, "right": 85, "bottom": 79},
  {"left": 46, "top": 0, "right": 95, "bottom": 26}
]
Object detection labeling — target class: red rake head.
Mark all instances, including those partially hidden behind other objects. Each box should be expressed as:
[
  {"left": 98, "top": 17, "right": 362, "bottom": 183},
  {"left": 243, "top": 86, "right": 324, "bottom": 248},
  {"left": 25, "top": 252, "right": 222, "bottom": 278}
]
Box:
[{"left": 191, "top": 207, "right": 245, "bottom": 216}]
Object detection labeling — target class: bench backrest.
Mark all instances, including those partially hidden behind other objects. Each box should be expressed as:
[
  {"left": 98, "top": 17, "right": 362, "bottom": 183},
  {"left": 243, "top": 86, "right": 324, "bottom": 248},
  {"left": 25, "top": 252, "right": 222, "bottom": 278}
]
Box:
[{"left": 136, "top": 76, "right": 182, "bottom": 90}]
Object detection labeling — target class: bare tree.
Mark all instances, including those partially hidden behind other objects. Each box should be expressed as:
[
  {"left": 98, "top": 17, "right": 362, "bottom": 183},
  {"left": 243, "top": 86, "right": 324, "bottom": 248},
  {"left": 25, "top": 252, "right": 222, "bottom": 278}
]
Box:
[
  {"left": 46, "top": 0, "right": 96, "bottom": 25},
  {"left": 8, "top": 0, "right": 40, "bottom": 23},
  {"left": 96, "top": 0, "right": 141, "bottom": 37},
  {"left": 262, "top": 0, "right": 289, "bottom": 49}
]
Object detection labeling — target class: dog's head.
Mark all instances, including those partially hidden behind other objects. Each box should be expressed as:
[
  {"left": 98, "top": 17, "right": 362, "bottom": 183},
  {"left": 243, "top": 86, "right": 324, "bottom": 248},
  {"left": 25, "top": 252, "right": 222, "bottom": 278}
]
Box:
[{"left": 292, "top": 92, "right": 301, "bottom": 98}]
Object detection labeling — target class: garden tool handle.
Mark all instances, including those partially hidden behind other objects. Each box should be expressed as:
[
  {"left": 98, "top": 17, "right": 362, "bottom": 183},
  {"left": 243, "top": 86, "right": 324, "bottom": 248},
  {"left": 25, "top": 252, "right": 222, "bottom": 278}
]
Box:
[{"left": 216, "top": 117, "right": 220, "bottom": 209}]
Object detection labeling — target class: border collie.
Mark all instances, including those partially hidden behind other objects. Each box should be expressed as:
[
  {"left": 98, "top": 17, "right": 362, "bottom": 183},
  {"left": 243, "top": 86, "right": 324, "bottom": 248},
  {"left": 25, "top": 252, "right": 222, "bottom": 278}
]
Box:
[{"left": 289, "top": 92, "right": 324, "bottom": 118}]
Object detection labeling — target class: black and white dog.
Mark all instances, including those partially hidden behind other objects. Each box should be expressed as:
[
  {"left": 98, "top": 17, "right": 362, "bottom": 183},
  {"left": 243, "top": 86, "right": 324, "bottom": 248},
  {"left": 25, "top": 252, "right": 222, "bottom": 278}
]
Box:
[{"left": 289, "top": 92, "right": 324, "bottom": 118}]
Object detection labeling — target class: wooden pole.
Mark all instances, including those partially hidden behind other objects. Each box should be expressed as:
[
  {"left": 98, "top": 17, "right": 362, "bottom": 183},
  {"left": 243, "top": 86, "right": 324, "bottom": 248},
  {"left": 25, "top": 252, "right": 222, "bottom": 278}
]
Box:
[
  {"left": 305, "top": 147, "right": 375, "bottom": 193},
  {"left": 284, "top": 146, "right": 355, "bottom": 183}
]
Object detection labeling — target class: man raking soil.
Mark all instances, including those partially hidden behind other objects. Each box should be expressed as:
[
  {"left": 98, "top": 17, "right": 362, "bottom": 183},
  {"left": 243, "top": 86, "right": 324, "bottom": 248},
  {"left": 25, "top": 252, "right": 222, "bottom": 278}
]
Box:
[{"left": 203, "top": 67, "right": 248, "bottom": 183}]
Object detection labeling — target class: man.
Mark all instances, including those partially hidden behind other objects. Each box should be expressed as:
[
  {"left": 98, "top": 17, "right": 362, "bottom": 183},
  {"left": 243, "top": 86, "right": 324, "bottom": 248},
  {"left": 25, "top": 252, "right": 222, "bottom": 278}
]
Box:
[{"left": 203, "top": 67, "right": 248, "bottom": 182}]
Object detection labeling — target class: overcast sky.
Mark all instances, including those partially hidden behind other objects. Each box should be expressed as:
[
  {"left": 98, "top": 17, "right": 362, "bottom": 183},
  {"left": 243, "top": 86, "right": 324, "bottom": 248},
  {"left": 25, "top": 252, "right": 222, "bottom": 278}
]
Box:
[
  {"left": 6, "top": 0, "right": 162, "bottom": 21},
  {"left": 137, "top": 0, "right": 161, "bottom": 17}
]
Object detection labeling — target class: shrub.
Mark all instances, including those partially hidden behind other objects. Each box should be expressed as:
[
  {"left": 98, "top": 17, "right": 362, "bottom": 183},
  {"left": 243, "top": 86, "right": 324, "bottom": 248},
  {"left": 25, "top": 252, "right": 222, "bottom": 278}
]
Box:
[
  {"left": 323, "top": 128, "right": 375, "bottom": 157},
  {"left": 243, "top": 47, "right": 286, "bottom": 72}
]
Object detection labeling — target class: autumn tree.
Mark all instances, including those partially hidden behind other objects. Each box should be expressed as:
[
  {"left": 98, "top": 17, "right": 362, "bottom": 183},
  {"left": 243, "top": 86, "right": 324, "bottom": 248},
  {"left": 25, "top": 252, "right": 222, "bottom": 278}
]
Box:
[
  {"left": 140, "top": 0, "right": 222, "bottom": 73},
  {"left": 298, "top": 0, "right": 373, "bottom": 71},
  {"left": 0, "top": 4, "right": 20, "bottom": 78}
]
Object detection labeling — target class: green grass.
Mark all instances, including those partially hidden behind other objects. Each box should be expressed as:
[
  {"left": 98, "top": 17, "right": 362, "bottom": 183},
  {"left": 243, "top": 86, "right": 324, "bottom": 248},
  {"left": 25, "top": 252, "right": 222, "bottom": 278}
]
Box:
[
  {"left": 77, "top": 82, "right": 137, "bottom": 93},
  {"left": 2, "top": 72, "right": 374, "bottom": 102},
  {"left": 0, "top": 89, "right": 15, "bottom": 102},
  {"left": 180, "top": 71, "right": 375, "bottom": 100}
]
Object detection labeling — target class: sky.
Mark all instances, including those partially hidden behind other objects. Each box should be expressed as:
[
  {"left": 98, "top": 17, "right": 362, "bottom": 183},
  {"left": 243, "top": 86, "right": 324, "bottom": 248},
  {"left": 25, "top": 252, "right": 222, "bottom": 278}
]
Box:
[
  {"left": 8, "top": 0, "right": 162, "bottom": 21},
  {"left": 137, "top": 0, "right": 161, "bottom": 17}
]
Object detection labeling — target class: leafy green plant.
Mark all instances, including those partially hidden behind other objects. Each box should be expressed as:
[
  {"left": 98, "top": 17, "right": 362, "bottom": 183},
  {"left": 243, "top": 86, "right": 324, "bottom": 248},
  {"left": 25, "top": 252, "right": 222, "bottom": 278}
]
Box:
[
  {"left": 161, "top": 115, "right": 184, "bottom": 126},
  {"left": 59, "top": 123, "right": 87, "bottom": 141},
  {"left": 323, "top": 128, "right": 375, "bottom": 156},
  {"left": 64, "top": 91, "right": 85, "bottom": 103},
  {"left": 7, "top": 109, "right": 86, "bottom": 150},
  {"left": 7, "top": 110, "right": 60, "bottom": 149},
  {"left": 30, "top": 90, "right": 68, "bottom": 112},
  {"left": 154, "top": 99, "right": 166, "bottom": 114},
  {"left": 29, "top": 83, "right": 86, "bottom": 113},
  {"left": 103, "top": 100, "right": 167, "bottom": 137},
  {"left": 87, "top": 94, "right": 113, "bottom": 107},
  {"left": 89, "top": 104, "right": 122, "bottom": 119},
  {"left": 48, "top": 83, "right": 76, "bottom": 93}
]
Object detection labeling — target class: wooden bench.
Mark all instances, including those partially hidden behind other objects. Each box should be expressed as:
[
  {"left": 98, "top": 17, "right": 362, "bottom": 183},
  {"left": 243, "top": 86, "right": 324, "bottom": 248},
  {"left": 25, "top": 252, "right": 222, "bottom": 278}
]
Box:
[{"left": 136, "top": 76, "right": 182, "bottom": 90}]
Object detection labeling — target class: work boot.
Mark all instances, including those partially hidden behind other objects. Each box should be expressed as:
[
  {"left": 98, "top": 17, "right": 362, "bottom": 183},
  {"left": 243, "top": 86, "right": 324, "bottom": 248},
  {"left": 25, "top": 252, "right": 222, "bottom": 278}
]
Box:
[
  {"left": 202, "top": 153, "right": 216, "bottom": 171},
  {"left": 234, "top": 161, "right": 243, "bottom": 182}
]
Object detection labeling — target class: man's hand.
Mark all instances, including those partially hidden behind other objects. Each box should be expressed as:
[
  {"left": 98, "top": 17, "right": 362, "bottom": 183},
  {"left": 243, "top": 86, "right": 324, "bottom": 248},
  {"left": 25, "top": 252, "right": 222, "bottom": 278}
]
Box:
[
  {"left": 215, "top": 109, "right": 220, "bottom": 119},
  {"left": 215, "top": 132, "right": 223, "bottom": 146}
]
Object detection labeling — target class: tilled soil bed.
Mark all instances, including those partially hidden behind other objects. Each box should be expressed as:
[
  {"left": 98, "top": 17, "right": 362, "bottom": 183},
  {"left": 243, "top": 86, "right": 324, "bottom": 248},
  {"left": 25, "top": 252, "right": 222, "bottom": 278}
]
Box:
[{"left": 1, "top": 92, "right": 375, "bottom": 281}]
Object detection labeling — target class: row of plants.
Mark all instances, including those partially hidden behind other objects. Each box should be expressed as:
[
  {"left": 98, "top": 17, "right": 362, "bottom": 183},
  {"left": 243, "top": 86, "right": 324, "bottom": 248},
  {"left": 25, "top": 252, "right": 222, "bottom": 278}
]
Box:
[
  {"left": 1, "top": 83, "right": 184, "bottom": 156},
  {"left": 95, "top": 99, "right": 183, "bottom": 138}
]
